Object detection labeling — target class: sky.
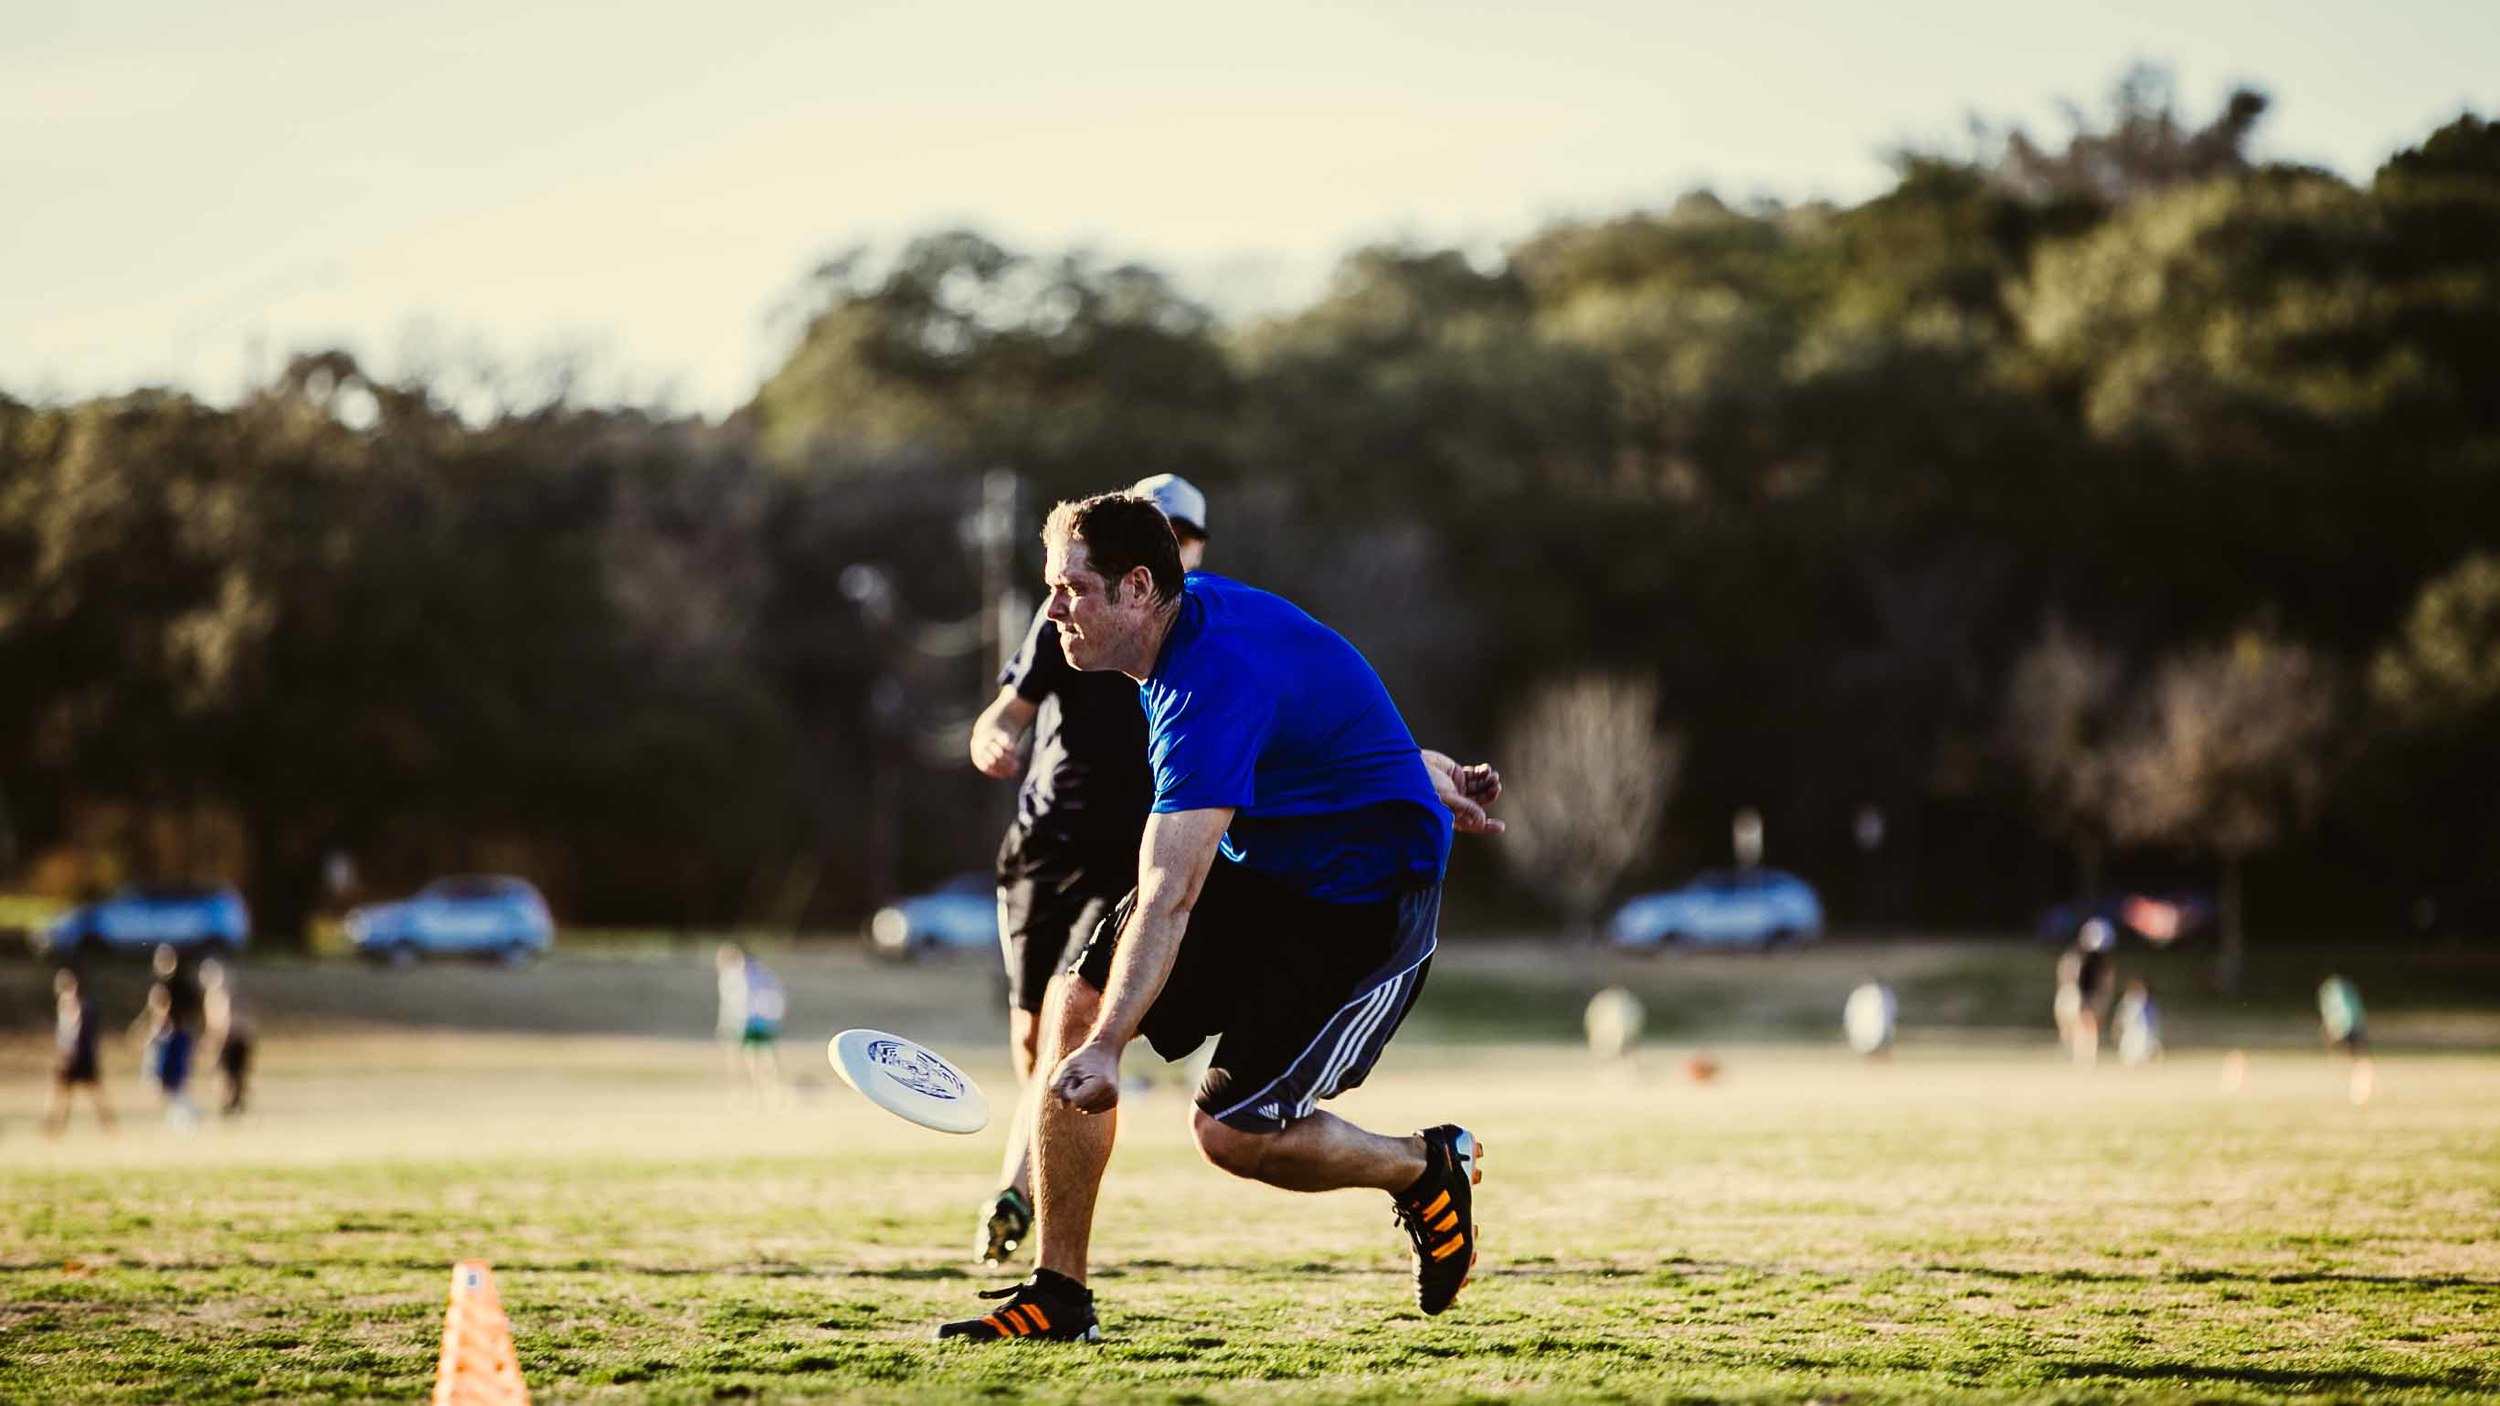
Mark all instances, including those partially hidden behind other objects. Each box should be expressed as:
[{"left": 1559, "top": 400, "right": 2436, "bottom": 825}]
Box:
[{"left": 6, "top": 0, "right": 2495, "bottom": 417}]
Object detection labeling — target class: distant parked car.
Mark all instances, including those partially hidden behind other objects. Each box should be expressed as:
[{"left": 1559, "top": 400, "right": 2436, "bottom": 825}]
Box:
[
  {"left": 2035, "top": 891, "right": 2214, "bottom": 946},
  {"left": 348, "top": 876, "right": 555, "bottom": 966},
  {"left": 43, "top": 883, "right": 251, "bottom": 960},
  {"left": 1609, "top": 869, "right": 1824, "bottom": 951},
  {"left": 869, "top": 874, "right": 997, "bottom": 959}
]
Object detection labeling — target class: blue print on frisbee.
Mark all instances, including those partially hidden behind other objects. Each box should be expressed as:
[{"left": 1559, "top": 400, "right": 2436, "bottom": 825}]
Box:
[{"left": 868, "top": 1038, "right": 965, "bottom": 1100}]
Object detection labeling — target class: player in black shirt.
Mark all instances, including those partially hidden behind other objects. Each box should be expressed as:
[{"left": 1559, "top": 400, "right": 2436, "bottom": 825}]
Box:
[
  {"left": 45, "top": 968, "right": 115, "bottom": 1136},
  {"left": 966, "top": 475, "right": 1208, "bottom": 1264}
]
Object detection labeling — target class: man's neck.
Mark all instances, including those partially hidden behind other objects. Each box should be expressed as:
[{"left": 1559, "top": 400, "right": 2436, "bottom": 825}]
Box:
[{"left": 1122, "top": 598, "right": 1183, "bottom": 683}]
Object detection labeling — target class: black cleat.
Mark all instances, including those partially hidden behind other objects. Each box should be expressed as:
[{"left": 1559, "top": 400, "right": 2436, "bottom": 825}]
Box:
[
  {"left": 1394, "top": 1124, "right": 1483, "bottom": 1315},
  {"left": 975, "top": 1187, "right": 1033, "bottom": 1266},
  {"left": 933, "top": 1271, "right": 1100, "bottom": 1343}
]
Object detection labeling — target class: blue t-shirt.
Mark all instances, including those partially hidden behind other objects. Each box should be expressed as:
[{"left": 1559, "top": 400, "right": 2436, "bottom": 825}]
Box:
[{"left": 1143, "top": 573, "right": 1451, "bottom": 902}]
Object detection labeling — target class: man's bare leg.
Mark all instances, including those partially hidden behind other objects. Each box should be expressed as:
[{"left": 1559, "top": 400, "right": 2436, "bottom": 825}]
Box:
[
  {"left": 1193, "top": 1109, "right": 1425, "bottom": 1193},
  {"left": 994, "top": 999, "right": 1046, "bottom": 1194},
  {"left": 1033, "top": 977, "right": 1119, "bottom": 1284},
  {"left": 935, "top": 973, "right": 1115, "bottom": 1339}
]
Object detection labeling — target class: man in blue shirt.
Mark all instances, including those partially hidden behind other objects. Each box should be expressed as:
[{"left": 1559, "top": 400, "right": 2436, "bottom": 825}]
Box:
[{"left": 938, "top": 492, "right": 1502, "bottom": 1344}]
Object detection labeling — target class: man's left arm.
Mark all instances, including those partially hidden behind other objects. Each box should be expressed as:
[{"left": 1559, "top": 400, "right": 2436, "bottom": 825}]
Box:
[
  {"left": 1421, "top": 749, "right": 1504, "bottom": 834},
  {"left": 1049, "top": 806, "right": 1234, "bottom": 1114}
]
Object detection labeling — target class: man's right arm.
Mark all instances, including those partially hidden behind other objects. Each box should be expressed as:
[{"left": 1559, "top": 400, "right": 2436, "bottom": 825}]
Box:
[
  {"left": 969, "top": 687, "right": 1039, "bottom": 779},
  {"left": 1048, "top": 805, "right": 1232, "bottom": 1114}
]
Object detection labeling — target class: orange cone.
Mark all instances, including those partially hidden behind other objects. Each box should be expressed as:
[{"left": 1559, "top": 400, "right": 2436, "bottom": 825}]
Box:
[{"left": 432, "top": 1261, "right": 530, "bottom": 1406}]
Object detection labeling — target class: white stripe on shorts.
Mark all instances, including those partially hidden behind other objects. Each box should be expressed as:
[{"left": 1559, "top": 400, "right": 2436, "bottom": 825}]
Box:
[
  {"left": 1301, "top": 979, "right": 1396, "bottom": 1117},
  {"left": 1212, "top": 941, "right": 1432, "bottom": 1126},
  {"left": 1296, "top": 968, "right": 1410, "bottom": 1119}
]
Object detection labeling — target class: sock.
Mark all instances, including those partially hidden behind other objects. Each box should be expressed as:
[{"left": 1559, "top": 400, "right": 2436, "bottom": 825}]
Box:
[
  {"left": 1032, "top": 1267, "right": 1090, "bottom": 1302},
  {"left": 1395, "top": 1138, "right": 1443, "bottom": 1203}
]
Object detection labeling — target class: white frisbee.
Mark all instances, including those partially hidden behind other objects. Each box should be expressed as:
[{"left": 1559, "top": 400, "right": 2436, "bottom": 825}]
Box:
[{"left": 828, "top": 1028, "right": 989, "bottom": 1135}]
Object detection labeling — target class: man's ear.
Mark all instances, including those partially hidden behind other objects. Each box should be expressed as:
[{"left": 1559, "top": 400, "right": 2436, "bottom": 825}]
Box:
[{"left": 1123, "top": 565, "right": 1156, "bottom": 604}]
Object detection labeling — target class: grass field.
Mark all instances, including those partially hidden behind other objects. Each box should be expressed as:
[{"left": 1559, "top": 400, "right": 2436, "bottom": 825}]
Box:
[{"left": 3, "top": 946, "right": 2497, "bottom": 1403}]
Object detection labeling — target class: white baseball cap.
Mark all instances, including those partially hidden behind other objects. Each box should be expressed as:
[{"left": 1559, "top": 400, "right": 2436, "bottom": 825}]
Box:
[{"left": 1128, "top": 474, "right": 1208, "bottom": 537}]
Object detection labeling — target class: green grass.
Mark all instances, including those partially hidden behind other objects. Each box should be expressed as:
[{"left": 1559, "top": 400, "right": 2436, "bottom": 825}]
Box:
[{"left": 4, "top": 1025, "right": 2497, "bottom": 1403}]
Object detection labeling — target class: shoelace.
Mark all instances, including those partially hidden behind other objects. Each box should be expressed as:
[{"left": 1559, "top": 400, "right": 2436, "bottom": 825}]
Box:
[
  {"left": 1395, "top": 1145, "right": 1442, "bottom": 1223},
  {"left": 978, "top": 1280, "right": 1084, "bottom": 1307},
  {"left": 964, "top": 1278, "right": 1087, "bottom": 1338},
  {"left": 1394, "top": 1191, "right": 1444, "bottom": 1240}
]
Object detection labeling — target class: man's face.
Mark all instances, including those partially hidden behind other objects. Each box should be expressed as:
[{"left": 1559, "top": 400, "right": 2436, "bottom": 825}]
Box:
[{"left": 1043, "top": 538, "right": 1151, "bottom": 672}]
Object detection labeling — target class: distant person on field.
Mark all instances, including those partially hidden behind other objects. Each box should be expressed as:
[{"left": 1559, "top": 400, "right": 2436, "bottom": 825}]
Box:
[
  {"left": 2317, "top": 975, "right": 2367, "bottom": 1056},
  {"left": 716, "top": 943, "right": 787, "bottom": 1104},
  {"left": 2054, "top": 919, "right": 2118, "bottom": 1066},
  {"left": 135, "top": 984, "right": 199, "bottom": 1130},
  {"left": 2113, "top": 979, "right": 2162, "bottom": 1067},
  {"left": 2052, "top": 952, "right": 2086, "bottom": 1061},
  {"left": 138, "top": 943, "right": 204, "bottom": 1035},
  {"left": 2075, "top": 919, "right": 2117, "bottom": 1016},
  {"left": 45, "top": 969, "right": 115, "bottom": 1136},
  {"left": 964, "top": 474, "right": 1208, "bottom": 1267},
  {"left": 2318, "top": 974, "right": 2375, "bottom": 1104},
  {"left": 201, "top": 959, "right": 256, "bottom": 1116},
  {"left": 1844, "top": 978, "right": 1897, "bottom": 1058}
]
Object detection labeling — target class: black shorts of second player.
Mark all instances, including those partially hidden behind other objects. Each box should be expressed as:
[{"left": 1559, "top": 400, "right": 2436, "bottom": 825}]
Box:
[
  {"left": 997, "top": 861, "right": 1126, "bottom": 1016},
  {"left": 1072, "top": 857, "right": 1440, "bottom": 1135}
]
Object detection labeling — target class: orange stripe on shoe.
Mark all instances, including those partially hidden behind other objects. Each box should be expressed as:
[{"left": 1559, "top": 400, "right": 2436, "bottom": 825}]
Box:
[
  {"left": 1024, "top": 1304, "right": 1052, "bottom": 1333},
  {"left": 1431, "top": 1210, "right": 1458, "bottom": 1232},
  {"left": 983, "top": 1313, "right": 1013, "bottom": 1336},
  {"left": 1421, "top": 1190, "right": 1451, "bottom": 1218},
  {"left": 1430, "top": 1232, "right": 1469, "bottom": 1262}
]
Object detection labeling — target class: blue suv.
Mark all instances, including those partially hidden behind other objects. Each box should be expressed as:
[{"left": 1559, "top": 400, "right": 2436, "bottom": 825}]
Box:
[
  {"left": 43, "top": 883, "right": 251, "bottom": 960},
  {"left": 348, "top": 876, "right": 555, "bottom": 965}
]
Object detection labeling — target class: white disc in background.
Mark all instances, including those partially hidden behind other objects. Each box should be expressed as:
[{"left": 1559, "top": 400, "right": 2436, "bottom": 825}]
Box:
[{"left": 828, "top": 1028, "right": 989, "bottom": 1135}]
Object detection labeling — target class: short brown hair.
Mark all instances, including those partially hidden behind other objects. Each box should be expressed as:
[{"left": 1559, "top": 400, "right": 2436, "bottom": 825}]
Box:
[{"left": 1043, "top": 493, "right": 1184, "bottom": 604}]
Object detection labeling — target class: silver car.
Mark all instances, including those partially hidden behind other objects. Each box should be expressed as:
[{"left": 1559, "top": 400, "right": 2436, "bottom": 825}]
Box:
[{"left": 1609, "top": 868, "right": 1824, "bottom": 951}]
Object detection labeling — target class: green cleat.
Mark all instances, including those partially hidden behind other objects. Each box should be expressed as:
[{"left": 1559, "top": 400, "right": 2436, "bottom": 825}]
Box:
[{"left": 975, "top": 1186, "right": 1033, "bottom": 1266}]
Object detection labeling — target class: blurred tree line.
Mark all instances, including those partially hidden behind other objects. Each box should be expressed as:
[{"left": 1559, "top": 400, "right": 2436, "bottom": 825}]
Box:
[{"left": 3, "top": 70, "right": 2495, "bottom": 950}]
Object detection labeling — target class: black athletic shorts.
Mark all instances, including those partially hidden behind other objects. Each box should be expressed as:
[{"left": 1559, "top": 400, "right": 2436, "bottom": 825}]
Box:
[
  {"left": 997, "top": 838, "right": 1130, "bottom": 1015},
  {"left": 1072, "top": 857, "right": 1440, "bottom": 1134}
]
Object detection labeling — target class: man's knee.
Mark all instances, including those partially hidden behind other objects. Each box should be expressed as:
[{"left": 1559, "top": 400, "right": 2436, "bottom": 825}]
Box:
[
  {"left": 1191, "top": 1109, "right": 1274, "bottom": 1180},
  {"left": 1050, "top": 975, "right": 1101, "bottom": 1046}
]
